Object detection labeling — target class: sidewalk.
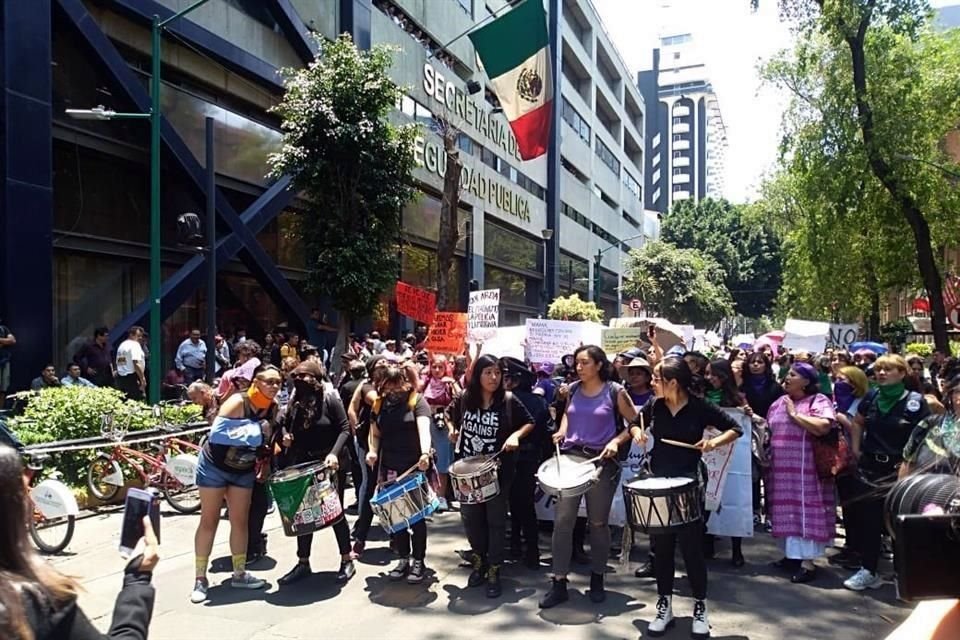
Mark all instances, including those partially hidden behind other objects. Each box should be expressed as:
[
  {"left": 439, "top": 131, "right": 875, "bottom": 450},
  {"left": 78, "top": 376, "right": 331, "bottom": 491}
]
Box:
[{"left": 54, "top": 502, "right": 910, "bottom": 640}]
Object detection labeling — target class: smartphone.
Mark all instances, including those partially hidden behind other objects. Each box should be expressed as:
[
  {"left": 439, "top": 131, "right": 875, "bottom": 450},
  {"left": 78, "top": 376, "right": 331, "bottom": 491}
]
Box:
[{"left": 119, "top": 487, "right": 160, "bottom": 557}]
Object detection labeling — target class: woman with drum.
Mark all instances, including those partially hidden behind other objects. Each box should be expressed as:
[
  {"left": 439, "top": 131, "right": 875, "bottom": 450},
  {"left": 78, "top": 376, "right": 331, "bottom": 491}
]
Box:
[
  {"left": 366, "top": 363, "right": 434, "bottom": 584},
  {"left": 539, "top": 345, "right": 639, "bottom": 609},
  {"left": 191, "top": 364, "right": 282, "bottom": 604},
  {"left": 446, "top": 354, "right": 534, "bottom": 598},
  {"left": 274, "top": 360, "right": 356, "bottom": 586},
  {"left": 629, "top": 356, "right": 742, "bottom": 639},
  {"left": 419, "top": 354, "right": 460, "bottom": 512}
]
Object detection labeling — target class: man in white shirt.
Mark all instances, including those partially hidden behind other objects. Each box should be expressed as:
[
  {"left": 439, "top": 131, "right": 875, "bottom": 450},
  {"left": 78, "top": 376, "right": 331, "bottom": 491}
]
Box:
[
  {"left": 116, "top": 326, "right": 146, "bottom": 400},
  {"left": 61, "top": 363, "right": 95, "bottom": 388},
  {"left": 175, "top": 329, "right": 207, "bottom": 384}
]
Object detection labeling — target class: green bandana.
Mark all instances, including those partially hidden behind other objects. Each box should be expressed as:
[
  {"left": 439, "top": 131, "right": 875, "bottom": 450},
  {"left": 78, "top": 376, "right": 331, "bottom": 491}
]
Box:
[
  {"left": 875, "top": 382, "right": 906, "bottom": 415},
  {"left": 705, "top": 388, "right": 723, "bottom": 406}
]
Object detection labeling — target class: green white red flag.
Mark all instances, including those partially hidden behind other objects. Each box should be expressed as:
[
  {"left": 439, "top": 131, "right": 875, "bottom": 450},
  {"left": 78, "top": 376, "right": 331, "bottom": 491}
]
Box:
[{"left": 469, "top": 0, "right": 553, "bottom": 161}]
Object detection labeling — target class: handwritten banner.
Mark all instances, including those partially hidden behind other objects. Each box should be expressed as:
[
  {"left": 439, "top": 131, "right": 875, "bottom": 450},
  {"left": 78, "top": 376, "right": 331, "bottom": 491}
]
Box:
[
  {"left": 395, "top": 281, "right": 436, "bottom": 325},
  {"left": 706, "top": 409, "right": 755, "bottom": 538},
  {"left": 601, "top": 327, "right": 645, "bottom": 356},
  {"left": 425, "top": 312, "right": 468, "bottom": 354},
  {"left": 525, "top": 319, "right": 602, "bottom": 364},
  {"left": 467, "top": 289, "right": 500, "bottom": 342}
]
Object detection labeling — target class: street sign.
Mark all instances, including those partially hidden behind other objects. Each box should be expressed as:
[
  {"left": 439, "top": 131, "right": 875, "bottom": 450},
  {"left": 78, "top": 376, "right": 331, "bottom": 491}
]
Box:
[
  {"left": 629, "top": 299, "right": 642, "bottom": 311},
  {"left": 950, "top": 303, "right": 960, "bottom": 330}
]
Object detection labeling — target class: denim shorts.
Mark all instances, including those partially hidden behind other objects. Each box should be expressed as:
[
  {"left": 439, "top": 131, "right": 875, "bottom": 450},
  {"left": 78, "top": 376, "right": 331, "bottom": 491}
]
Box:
[{"left": 195, "top": 451, "right": 255, "bottom": 489}]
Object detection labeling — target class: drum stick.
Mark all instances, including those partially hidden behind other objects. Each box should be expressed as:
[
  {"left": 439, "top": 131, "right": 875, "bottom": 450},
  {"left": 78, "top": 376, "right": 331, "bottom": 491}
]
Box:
[
  {"left": 555, "top": 441, "right": 562, "bottom": 474},
  {"left": 576, "top": 454, "right": 605, "bottom": 466},
  {"left": 661, "top": 438, "right": 700, "bottom": 450}
]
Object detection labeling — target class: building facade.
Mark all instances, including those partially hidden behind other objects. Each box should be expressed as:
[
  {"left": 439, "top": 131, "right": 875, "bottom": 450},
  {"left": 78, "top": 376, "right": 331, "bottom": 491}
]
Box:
[
  {"left": 638, "top": 29, "right": 728, "bottom": 213},
  {"left": 0, "top": 0, "right": 657, "bottom": 391}
]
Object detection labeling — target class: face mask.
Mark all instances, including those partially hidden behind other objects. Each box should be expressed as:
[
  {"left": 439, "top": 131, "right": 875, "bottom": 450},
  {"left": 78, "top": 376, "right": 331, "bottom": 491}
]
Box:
[
  {"left": 248, "top": 384, "right": 274, "bottom": 410},
  {"left": 293, "top": 379, "right": 317, "bottom": 397}
]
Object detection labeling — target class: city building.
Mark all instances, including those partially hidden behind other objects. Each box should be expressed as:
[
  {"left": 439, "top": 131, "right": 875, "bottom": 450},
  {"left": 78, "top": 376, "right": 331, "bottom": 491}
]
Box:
[
  {"left": 0, "top": 0, "right": 658, "bottom": 390},
  {"left": 638, "top": 28, "right": 728, "bottom": 213}
]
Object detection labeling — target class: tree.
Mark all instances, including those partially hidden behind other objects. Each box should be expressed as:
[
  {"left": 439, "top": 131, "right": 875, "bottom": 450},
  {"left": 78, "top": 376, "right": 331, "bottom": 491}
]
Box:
[
  {"left": 547, "top": 294, "right": 604, "bottom": 322},
  {"left": 757, "top": 0, "right": 960, "bottom": 351},
  {"left": 622, "top": 241, "right": 734, "bottom": 327},
  {"left": 661, "top": 198, "right": 782, "bottom": 318},
  {"left": 432, "top": 117, "right": 464, "bottom": 311},
  {"left": 268, "top": 35, "right": 418, "bottom": 361}
]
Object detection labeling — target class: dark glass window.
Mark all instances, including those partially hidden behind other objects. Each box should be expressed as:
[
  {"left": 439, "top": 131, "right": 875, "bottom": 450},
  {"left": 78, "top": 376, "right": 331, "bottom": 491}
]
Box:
[{"left": 484, "top": 222, "right": 541, "bottom": 272}]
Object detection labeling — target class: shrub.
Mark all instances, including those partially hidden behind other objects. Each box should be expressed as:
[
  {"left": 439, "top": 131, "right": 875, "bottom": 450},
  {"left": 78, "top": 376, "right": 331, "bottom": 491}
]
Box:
[
  {"left": 904, "top": 342, "right": 933, "bottom": 358},
  {"left": 547, "top": 294, "right": 605, "bottom": 323},
  {"left": 11, "top": 386, "right": 200, "bottom": 487}
]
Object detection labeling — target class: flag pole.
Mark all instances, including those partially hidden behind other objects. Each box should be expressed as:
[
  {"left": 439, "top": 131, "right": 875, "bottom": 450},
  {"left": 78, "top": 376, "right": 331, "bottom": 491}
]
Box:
[{"left": 545, "top": 0, "right": 561, "bottom": 307}]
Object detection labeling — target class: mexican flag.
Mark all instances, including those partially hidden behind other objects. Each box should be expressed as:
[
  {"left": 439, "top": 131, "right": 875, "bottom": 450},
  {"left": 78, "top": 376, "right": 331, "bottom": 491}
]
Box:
[{"left": 469, "top": 0, "right": 553, "bottom": 161}]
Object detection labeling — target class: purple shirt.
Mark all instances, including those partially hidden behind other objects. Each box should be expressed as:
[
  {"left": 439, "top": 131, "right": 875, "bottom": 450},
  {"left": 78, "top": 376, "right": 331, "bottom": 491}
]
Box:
[{"left": 564, "top": 382, "right": 617, "bottom": 450}]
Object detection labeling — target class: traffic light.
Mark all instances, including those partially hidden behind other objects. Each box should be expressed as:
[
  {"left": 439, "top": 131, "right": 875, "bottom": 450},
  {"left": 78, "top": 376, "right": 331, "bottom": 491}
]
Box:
[{"left": 593, "top": 254, "right": 602, "bottom": 305}]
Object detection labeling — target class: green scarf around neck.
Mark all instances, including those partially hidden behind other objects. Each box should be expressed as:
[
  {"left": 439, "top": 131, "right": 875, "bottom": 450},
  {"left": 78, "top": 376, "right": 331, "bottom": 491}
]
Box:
[
  {"left": 705, "top": 388, "right": 723, "bottom": 406},
  {"left": 875, "top": 382, "right": 906, "bottom": 415}
]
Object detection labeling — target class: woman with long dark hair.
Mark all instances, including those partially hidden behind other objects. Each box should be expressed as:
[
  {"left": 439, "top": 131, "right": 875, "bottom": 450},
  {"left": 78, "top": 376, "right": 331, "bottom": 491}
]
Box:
[
  {"left": 631, "top": 357, "right": 742, "bottom": 638},
  {"left": 274, "top": 360, "right": 356, "bottom": 586},
  {"left": 742, "top": 352, "right": 783, "bottom": 418},
  {"left": 539, "top": 345, "right": 638, "bottom": 609},
  {"left": 0, "top": 446, "right": 159, "bottom": 639},
  {"left": 446, "top": 354, "right": 533, "bottom": 597}
]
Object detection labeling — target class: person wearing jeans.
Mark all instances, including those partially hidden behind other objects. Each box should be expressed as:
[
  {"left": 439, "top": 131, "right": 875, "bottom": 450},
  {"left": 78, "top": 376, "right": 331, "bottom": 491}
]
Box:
[{"left": 539, "top": 345, "right": 639, "bottom": 609}]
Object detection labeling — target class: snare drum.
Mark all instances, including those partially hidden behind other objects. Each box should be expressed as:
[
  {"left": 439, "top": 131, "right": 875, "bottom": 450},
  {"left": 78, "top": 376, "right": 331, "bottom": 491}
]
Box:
[
  {"left": 536, "top": 454, "right": 602, "bottom": 500},
  {"left": 370, "top": 472, "right": 439, "bottom": 534},
  {"left": 268, "top": 462, "right": 344, "bottom": 537},
  {"left": 623, "top": 475, "right": 703, "bottom": 535},
  {"left": 449, "top": 455, "right": 500, "bottom": 504}
]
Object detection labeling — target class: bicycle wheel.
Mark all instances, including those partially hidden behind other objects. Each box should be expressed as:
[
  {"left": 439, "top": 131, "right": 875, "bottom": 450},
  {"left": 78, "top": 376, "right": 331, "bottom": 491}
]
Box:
[
  {"left": 87, "top": 458, "right": 123, "bottom": 502},
  {"left": 163, "top": 474, "right": 201, "bottom": 514},
  {"left": 29, "top": 508, "right": 76, "bottom": 554}
]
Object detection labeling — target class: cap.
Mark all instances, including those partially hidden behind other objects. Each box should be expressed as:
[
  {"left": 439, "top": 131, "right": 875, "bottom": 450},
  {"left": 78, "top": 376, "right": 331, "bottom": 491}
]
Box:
[
  {"left": 625, "top": 357, "right": 652, "bottom": 373},
  {"left": 500, "top": 356, "right": 528, "bottom": 376},
  {"left": 536, "top": 363, "right": 555, "bottom": 375},
  {"left": 618, "top": 347, "right": 646, "bottom": 360}
]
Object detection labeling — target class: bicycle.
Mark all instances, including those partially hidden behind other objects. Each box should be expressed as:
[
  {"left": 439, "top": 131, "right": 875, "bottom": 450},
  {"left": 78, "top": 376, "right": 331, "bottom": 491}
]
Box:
[
  {"left": 86, "top": 411, "right": 202, "bottom": 514},
  {"left": 24, "top": 449, "right": 80, "bottom": 554}
]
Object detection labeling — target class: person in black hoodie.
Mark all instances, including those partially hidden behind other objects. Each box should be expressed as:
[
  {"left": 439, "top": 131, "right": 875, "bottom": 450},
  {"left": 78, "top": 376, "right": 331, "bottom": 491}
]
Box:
[
  {"left": 0, "top": 445, "right": 158, "bottom": 640},
  {"left": 274, "top": 360, "right": 356, "bottom": 586}
]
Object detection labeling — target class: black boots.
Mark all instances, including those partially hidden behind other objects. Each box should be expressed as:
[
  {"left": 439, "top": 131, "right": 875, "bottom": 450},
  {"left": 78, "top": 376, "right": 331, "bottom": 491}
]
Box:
[
  {"left": 538, "top": 577, "right": 569, "bottom": 608},
  {"left": 589, "top": 572, "right": 605, "bottom": 603}
]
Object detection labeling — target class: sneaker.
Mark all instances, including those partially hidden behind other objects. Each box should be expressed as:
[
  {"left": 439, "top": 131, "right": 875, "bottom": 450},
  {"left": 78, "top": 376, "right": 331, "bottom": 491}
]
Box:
[
  {"left": 244, "top": 551, "right": 264, "bottom": 568},
  {"left": 350, "top": 540, "right": 365, "bottom": 560},
  {"left": 230, "top": 572, "right": 266, "bottom": 590},
  {"left": 691, "top": 599, "right": 710, "bottom": 639},
  {"left": 646, "top": 595, "right": 674, "bottom": 637},
  {"left": 486, "top": 564, "right": 502, "bottom": 598},
  {"left": 407, "top": 559, "right": 426, "bottom": 584},
  {"left": 844, "top": 568, "right": 882, "bottom": 591},
  {"left": 538, "top": 577, "right": 569, "bottom": 609},
  {"left": 589, "top": 572, "right": 605, "bottom": 603},
  {"left": 337, "top": 560, "right": 356, "bottom": 582},
  {"left": 468, "top": 554, "right": 488, "bottom": 588},
  {"left": 634, "top": 559, "right": 655, "bottom": 579},
  {"left": 189, "top": 578, "right": 208, "bottom": 604},
  {"left": 278, "top": 561, "right": 311, "bottom": 586},
  {"left": 389, "top": 558, "right": 410, "bottom": 581},
  {"left": 437, "top": 497, "right": 449, "bottom": 513}
]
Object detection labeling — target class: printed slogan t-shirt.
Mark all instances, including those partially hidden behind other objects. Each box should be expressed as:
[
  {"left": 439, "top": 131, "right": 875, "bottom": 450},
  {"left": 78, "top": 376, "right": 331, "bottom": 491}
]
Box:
[{"left": 447, "top": 392, "right": 533, "bottom": 459}]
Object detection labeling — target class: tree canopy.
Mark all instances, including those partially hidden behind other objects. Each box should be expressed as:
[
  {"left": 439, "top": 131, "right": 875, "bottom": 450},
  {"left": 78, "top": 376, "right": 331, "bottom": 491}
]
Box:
[
  {"left": 661, "top": 198, "right": 782, "bottom": 319},
  {"left": 622, "top": 241, "right": 734, "bottom": 327},
  {"left": 547, "top": 294, "right": 604, "bottom": 323},
  {"left": 268, "top": 35, "right": 419, "bottom": 346}
]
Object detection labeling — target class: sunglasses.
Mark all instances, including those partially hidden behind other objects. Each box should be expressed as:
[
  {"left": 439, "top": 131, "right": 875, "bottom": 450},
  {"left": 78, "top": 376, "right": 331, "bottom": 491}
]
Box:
[{"left": 256, "top": 378, "right": 283, "bottom": 387}]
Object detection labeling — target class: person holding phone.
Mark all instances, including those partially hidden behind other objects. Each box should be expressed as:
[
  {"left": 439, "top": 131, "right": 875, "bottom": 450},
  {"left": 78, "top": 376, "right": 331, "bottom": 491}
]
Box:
[
  {"left": 0, "top": 445, "right": 160, "bottom": 640},
  {"left": 190, "top": 364, "right": 281, "bottom": 604}
]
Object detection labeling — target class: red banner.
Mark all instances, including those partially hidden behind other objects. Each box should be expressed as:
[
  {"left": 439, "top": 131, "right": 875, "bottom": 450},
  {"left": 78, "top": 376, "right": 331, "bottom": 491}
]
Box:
[
  {"left": 395, "top": 281, "right": 436, "bottom": 325},
  {"left": 425, "top": 312, "right": 468, "bottom": 354}
]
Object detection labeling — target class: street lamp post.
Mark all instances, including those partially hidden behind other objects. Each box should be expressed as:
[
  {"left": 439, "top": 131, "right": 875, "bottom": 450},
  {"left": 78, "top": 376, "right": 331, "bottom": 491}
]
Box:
[
  {"left": 593, "top": 233, "right": 646, "bottom": 308},
  {"left": 540, "top": 228, "right": 554, "bottom": 316},
  {"left": 66, "top": 0, "right": 212, "bottom": 403}
]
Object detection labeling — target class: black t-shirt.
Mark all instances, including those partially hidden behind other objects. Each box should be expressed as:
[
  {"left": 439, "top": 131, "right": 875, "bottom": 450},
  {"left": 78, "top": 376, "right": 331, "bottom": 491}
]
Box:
[
  {"left": 858, "top": 388, "right": 930, "bottom": 458},
  {"left": 641, "top": 396, "right": 743, "bottom": 478},
  {"left": 375, "top": 391, "right": 432, "bottom": 469},
  {"left": 446, "top": 391, "right": 534, "bottom": 459},
  {"left": 356, "top": 381, "right": 376, "bottom": 445},
  {"left": 276, "top": 389, "right": 350, "bottom": 464},
  {"left": 339, "top": 378, "right": 362, "bottom": 417}
]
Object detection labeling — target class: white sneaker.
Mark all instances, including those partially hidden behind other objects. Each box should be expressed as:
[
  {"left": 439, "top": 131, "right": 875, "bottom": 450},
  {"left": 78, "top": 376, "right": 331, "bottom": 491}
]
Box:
[
  {"left": 692, "top": 599, "right": 710, "bottom": 639},
  {"left": 389, "top": 557, "right": 410, "bottom": 581},
  {"left": 844, "top": 568, "right": 882, "bottom": 591},
  {"left": 230, "top": 572, "right": 266, "bottom": 590},
  {"left": 646, "top": 595, "right": 674, "bottom": 637},
  {"left": 189, "top": 578, "right": 208, "bottom": 604}
]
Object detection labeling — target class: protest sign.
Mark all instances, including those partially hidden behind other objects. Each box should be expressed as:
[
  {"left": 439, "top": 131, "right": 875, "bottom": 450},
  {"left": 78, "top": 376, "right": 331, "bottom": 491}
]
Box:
[
  {"left": 601, "top": 327, "right": 645, "bottom": 356},
  {"left": 478, "top": 325, "right": 526, "bottom": 361},
  {"left": 705, "top": 409, "right": 754, "bottom": 538},
  {"left": 702, "top": 427, "right": 736, "bottom": 513},
  {"left": 525, "top": 319, "right": 602, "bottom": 363},
  {"left": 782, "top": 318, "right": 829, "bottom": 354},
  {"left": 467, "top": 289, "right": 500, "bottom": 342},
  {"left": 424, "top": 312, "right": 468, "bottom": 354},
  {"left": 826, "top": 323, "right": 859, "bottom": 350},
  {"left": 395, "top": 282, "right": 436, "bottom": 325}
]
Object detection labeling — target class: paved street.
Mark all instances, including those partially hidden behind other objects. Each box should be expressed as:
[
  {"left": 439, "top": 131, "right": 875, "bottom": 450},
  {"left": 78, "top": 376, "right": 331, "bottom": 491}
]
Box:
[{"left": 52, "top": 498, "right": 910, "bottom": 640}]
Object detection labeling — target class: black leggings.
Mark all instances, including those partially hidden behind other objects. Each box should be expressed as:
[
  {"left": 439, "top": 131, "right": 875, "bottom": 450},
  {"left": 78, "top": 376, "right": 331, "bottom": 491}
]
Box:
[
  {"left": 296, "top": 469, "right": 351, "bottom": 558},
  {"left": 651, "top": 522, "right": 707, "bottom": 600},
  {"left": 247, "top": 481, "right": 269, "bottom": 556},
  {"left": 462, "top": 489, "right": 510, "bottom": 566},
  {"left": 844, "top": 465, "right": 896, "bottom": 573},
  {"left": 509, "top": 458, "right": 539, "bottom": 552},
  {"left": 393, "top": 520, "right": 427, "bottom": 560}
]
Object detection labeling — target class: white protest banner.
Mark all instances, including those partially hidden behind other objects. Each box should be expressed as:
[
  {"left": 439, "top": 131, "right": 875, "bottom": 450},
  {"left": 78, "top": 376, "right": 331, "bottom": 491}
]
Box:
[
  {"left": 782, "top": 318, "right": 829, "bottom": 354},
  {"left": 706, "top": 409, "right": 754, "bottom": 538},
  {"left": 525, "top": 319, "right": 602, "bottom": 363},
  {"left": 478, "top": 325, "right": 526, "bottom": 361},
  {"left": 826, "top": 323, "right": 859, "bottom": 350},
  {"left": 702, "top": 427, "right": 736, "bottom": 513},
  {"left": 467, "top": 289, "right": 500, "bottom": 342},
  {"left": 602, "top": 327, "right": 645, "bottom": 357}
]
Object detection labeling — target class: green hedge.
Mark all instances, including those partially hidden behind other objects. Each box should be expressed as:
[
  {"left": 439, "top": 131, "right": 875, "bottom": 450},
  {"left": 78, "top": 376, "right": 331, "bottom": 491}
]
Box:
[{"left": 11, "top": 386, "right": 201, "bottom": 488}]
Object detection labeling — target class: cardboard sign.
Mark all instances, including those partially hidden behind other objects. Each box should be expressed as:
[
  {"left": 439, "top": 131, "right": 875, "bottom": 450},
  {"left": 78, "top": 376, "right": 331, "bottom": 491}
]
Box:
[
  {"left": 467, "top": 289, "right": 500, "bottom": 342},
  {"left": 601, "top": 327, "right": 645, "bottom": 356},
  {"left": 525, "top": 319, "right": 603, "bottom": 364},
  {"left": 424, "top": 312, "right": 468, "bottom": 354},
  {"left": 478, "top": 325, "right": 526, "bottom": 361},
  {"left": 702, "top": 427, "right": 737, "bottom": 512},
  {"left": 826, "top": 323, "right": 859, "bottom": 350},
  {"left": 706, "top": 410, "right": 755, "bottom": 538},
  {"left": 782, "top": 318, "right": 829, "bottom": 354},
  {"left": 395, "top": 282, "right": 436, "bottom": 325}
]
